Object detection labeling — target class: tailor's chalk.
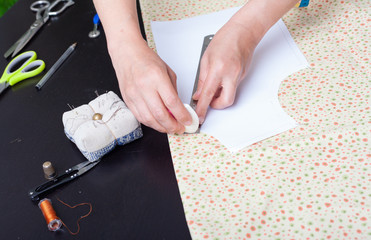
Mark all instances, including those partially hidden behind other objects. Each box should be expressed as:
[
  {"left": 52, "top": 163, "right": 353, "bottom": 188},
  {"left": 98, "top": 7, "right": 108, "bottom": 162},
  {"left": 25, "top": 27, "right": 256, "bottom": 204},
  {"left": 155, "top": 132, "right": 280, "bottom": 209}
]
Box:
[{"left": 183, "top": 103, "right": 200, "bottom": 134}]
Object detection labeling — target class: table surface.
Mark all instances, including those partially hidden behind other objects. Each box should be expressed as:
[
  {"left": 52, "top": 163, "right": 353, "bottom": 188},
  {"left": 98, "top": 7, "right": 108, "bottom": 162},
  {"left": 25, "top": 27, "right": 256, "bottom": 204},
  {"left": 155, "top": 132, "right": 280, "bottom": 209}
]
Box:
[{"left": 0, "top": 0, "right": 191, "bottom": 239}]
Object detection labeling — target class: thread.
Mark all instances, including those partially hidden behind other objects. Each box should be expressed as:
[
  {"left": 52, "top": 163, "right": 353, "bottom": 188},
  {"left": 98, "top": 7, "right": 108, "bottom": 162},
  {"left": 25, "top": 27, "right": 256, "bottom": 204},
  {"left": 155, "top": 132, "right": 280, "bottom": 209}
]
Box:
[
  {"left": 38, "top": 198, "right": 62, "bottom": 231},
  {"left": 88, "top": 102, "right": 121, "bottom": 141},
  {"left": 38, "top": 198, "right": 92, "bottom": 235},
  {"left": 57, "top": 197, "right": 92, "bottom": 235}
]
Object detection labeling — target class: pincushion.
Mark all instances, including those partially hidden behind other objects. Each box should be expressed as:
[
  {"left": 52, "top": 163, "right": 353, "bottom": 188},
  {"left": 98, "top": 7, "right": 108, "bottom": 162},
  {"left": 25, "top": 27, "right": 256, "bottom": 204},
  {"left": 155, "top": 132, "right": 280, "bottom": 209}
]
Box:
[{"left": 62, "top": 91, "right": 143, "bottom": 161}]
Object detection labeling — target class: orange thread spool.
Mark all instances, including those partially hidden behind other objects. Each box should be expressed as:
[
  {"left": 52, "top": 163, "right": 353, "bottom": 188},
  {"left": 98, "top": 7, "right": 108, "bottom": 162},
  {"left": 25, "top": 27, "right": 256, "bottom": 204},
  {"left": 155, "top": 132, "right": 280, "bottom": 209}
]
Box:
[{"left": 38, "top": 198, "right": 62, "bottom": 231}]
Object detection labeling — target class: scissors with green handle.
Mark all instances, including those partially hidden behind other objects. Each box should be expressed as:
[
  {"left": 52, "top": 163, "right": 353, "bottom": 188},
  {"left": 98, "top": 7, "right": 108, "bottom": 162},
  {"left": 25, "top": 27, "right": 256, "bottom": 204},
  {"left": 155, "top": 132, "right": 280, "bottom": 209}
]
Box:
[{"left": 0, "top": 51, "right": 45, "bottom": 95}]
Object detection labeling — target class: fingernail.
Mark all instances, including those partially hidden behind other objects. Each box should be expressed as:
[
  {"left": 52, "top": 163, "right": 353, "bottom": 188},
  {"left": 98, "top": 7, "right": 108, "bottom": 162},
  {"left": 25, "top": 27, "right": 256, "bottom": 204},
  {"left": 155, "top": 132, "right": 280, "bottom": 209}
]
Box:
[
  {"left": 192, "top": 90, "right": 199, "bottom": 99},
  {"left": 199, "top": 117, "right": 204, "bottom": 124}
]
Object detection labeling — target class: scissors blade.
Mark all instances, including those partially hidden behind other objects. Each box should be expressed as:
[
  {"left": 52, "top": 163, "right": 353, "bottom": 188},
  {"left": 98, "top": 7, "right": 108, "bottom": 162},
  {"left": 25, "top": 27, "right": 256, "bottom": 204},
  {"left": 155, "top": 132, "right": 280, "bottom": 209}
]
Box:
[
  {"left": 77, "top": 160, "right": 100, "bottom": 176},
  {"left": 7, "top": 20, "right": 44, "bottom": 59},
  {"left": 0, "top": 82, "right": 9, "bottom": 95},
  {"left": 4, "top": 31, "right": 30, "bottom": 59},
  {"left": 28, "top": 160, "right": 100, "bottom": 201}
]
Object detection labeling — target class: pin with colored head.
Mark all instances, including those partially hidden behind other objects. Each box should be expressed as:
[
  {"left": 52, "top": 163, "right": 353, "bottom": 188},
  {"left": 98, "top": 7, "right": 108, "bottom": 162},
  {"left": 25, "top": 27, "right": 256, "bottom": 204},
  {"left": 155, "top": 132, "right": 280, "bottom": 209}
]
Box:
[{"left": 89, "top": 14, "right": 100, "bottom": 38}]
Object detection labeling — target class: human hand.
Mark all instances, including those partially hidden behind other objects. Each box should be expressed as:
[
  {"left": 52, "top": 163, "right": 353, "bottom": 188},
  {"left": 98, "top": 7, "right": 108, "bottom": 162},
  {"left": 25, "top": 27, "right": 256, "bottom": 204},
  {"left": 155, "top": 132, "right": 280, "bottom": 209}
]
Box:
[
  {"left": 95, "top": 0, "right": 297, "bottom": 128},
  {"left": 110, "top": 39, "right": 192, "bottom": 134},
  {"left": 192, "top": 17, "right": 259, "bottom": 124}
]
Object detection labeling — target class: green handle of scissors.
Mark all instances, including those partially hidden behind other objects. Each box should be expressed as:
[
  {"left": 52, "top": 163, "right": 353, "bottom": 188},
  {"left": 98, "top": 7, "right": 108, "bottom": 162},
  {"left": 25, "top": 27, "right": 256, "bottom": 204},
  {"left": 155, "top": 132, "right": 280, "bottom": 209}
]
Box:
[
  {"left": 8, "top": 60, "right": 45, "bottom": 86},
  {"left": 0, "top": 51, "right": 37, "bottom": 84}
]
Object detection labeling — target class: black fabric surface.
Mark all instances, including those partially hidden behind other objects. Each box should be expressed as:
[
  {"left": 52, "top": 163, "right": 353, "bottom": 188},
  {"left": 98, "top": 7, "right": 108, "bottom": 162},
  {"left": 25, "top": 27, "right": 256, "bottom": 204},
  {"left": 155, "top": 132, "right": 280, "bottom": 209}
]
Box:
[{"left": 0, "top": 0, "right": 191, "bottom": 239}]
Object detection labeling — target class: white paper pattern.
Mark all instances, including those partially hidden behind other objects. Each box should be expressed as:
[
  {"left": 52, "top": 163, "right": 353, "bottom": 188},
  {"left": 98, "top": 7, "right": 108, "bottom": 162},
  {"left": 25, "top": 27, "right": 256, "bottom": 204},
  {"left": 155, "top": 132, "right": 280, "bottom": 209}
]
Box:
[{"left": 151, "top": 7, "right": 309, "bottom": 151}]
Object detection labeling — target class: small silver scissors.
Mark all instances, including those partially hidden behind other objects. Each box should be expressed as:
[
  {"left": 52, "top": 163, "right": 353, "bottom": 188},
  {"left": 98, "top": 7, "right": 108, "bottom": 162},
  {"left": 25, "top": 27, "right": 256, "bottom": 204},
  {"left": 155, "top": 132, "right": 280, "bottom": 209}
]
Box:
[{"left": 4, "top": 0, "right": 75, "bottom": 59}]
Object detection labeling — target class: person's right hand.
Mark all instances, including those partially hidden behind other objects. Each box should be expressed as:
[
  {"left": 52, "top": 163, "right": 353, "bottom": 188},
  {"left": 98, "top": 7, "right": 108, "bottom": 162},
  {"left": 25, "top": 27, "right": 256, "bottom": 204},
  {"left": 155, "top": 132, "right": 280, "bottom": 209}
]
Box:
[{"left": 109, "top": 38, "right": 193, "bottom": 134}]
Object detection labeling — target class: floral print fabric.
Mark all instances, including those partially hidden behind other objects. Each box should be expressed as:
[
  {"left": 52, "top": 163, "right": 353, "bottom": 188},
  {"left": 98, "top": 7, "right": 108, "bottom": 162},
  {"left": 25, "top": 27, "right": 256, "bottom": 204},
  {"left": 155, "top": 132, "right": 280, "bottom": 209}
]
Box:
[{"left": 140, "top": 0, "right": 370, "bottom": 239}]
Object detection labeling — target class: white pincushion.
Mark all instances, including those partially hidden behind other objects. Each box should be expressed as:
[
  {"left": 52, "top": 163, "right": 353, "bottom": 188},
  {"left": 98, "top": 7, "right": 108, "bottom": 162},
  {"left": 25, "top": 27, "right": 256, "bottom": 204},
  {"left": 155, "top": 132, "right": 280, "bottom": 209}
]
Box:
[{"left": 62, "top": 91, "right": 143, "bottom": 161}]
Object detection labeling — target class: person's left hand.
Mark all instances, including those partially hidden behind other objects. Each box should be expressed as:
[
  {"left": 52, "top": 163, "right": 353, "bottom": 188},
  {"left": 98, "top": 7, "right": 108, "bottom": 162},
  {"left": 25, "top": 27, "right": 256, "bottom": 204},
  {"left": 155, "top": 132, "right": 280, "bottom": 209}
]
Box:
[{"left": 192, "top": 18, "right": 259, "bottom": 124}]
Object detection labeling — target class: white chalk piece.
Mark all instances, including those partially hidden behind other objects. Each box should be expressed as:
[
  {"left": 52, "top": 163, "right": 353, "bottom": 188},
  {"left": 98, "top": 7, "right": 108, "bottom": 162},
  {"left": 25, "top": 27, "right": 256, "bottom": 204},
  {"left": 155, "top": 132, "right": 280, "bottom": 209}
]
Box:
[
  {"left": 183, "top": 103, "right": 199, "bottom": 133},
  {"left": 62, "top": 91, "right": 143, "bottom": 162}
]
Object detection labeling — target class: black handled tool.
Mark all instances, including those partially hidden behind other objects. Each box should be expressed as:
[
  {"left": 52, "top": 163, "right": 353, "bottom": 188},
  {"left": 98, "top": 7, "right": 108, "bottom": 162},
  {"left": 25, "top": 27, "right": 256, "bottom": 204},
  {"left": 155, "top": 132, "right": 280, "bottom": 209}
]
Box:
[{"left": 28, "top": 160, "right": 100, "bottom": 201}]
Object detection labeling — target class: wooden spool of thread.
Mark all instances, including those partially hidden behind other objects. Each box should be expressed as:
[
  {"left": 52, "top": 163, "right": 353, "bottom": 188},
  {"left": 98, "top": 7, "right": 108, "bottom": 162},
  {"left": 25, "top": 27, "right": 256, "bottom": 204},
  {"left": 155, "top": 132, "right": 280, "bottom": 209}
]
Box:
[{"left": 38, "top": 198, "right": 62, "bottom": 231}]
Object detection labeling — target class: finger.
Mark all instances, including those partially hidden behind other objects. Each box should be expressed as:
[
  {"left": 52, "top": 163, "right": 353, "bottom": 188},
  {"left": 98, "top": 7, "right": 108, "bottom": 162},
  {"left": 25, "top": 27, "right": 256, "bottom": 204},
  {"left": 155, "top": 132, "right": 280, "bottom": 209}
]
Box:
[
  {"left": 195, "top": 72, "right": 222, "bottom": 123},
  {"left": 144, "top": 90, "right": 185, "bottom": 134},
  {"left": 209, "top": 79, "right": 237, "bottom": 109},
  {"left": 130, "top": 97, "right": 168, "bottom": 133},
  {"left": 124, "top": 88, "right": 168, "bottom": 133},
  {"left": 167, "top": 65, "right": 177, "bottom": 90},
  {"left": 158, "top": 83, "right": 193, "bottom": 129}
]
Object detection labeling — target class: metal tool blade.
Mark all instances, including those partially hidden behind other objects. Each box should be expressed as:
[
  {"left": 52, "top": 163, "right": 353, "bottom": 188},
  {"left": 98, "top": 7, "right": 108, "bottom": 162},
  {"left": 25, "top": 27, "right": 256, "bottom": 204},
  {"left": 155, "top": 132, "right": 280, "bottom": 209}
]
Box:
[
  {"left": 189, "top": 34, "right": 214, "bottom": 133},
  {"left": 4, "top": 31, "right": 29, "bottom": 58},
  {"left": 0, "top": 82, "right": 9, "bottom": 95},
  {"left": 28, "top": 160, "right": 100, "bottom": 201},
  {"left": 77, "top": 160, "right": 100, "bottom": 175},
  {"left": 9, "top": 20, "right": 44, "bottom": 58}
]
